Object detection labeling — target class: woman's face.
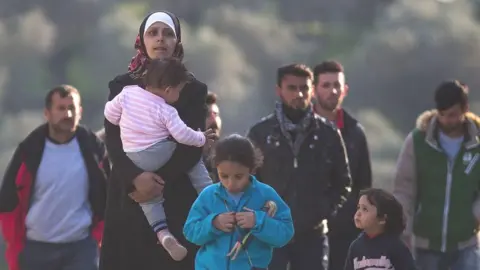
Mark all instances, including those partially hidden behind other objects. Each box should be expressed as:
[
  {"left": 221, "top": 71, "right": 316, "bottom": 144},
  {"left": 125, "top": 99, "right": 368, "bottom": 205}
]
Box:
[{"left": 143, "top": 22, "right": 177, "bottom": 60}]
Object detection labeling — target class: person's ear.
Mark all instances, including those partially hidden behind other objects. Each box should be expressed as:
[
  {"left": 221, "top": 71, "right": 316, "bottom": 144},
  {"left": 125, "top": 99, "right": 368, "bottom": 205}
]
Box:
[
  {"left": 378, "top": 215, "right": 387, "bottom": 226},
  {"left": 312, "top": 84, "right": 317, "bottom": 98},
  {"left": 78, "top": 106, "right": 83, "bottom": 121},
  {"left": 344, "top": 84, "right": 349, "bottom": 97},
  {"left": 275, "top": 84, "right": 282, "bottom": 97},
  {"left": 44, "top": 108, "right": 49, "bottom": 121}
]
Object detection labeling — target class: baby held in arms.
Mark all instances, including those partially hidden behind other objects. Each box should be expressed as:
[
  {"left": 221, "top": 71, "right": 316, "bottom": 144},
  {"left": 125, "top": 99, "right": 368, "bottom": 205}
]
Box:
[{"left": 104, "top": 58, "right": 215, "bottom": 261}]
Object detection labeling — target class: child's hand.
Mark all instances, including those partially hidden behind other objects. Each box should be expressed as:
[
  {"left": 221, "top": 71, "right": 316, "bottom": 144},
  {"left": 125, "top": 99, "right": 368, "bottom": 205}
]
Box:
[
  {"left": 213, "top": 212, "right": 236, "bottom": 232},
  {"left": 235, "top": 211, "right": 256, "bottom": 229},
  {"left": 203, "top": 128, "right": 218, "bottom": 144}
]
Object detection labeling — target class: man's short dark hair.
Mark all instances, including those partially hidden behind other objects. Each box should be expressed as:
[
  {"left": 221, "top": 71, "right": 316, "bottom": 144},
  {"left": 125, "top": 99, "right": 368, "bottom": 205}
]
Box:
[
  {"left": 434, "top": 80, "right": 469, "bottom": 111},
  {"left": 313, "top": 60, "right": 344, "bottom": 85},
  {"left": 276, "top": 64, "right": 313, "bottom": 86},
  {"left": 45, "top": 85, "right": 80, "bottom": 109},
  {"left": 206, "top": 92, "right": 217, "bottom": 106}
]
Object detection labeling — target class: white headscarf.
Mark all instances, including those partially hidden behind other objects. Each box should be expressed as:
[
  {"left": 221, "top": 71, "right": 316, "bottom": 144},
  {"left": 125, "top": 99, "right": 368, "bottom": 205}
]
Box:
[{"left": 144, "top": 12, "right": 176, "bottom": 38}]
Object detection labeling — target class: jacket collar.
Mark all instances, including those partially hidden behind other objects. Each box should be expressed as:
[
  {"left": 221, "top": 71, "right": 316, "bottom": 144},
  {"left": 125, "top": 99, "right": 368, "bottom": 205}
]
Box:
[
  {"left": 312, "top": 105, "right": 358, "bottom": 130},
  {"left": 20, "top": 124, "right": 92, "bottom": 171},
  {"left": 214, "top": 175, "right": 259, "bottom": 201},
  {"left": 416, "top": 110, "right": 480, "bottom": 150},
  {"left": 338, "top": 109, "right": 359, "bottom": 132},
  {"left": 22, "top": 123, "right": 90, "bottom": 147}
]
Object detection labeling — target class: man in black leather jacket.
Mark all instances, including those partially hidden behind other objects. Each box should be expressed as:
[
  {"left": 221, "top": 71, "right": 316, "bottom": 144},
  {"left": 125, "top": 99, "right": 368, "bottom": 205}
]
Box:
[
  {"left": 312, "top": 60, "right": 373, "bottom": 270},
  {"left": 247, "top": 64, "right": 352, "bottom": 270}
]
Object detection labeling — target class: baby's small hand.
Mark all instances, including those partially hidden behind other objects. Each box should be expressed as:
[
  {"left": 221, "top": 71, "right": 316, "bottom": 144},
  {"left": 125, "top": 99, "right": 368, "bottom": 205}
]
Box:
[{"left": 203, "top": 128, "right": 218, "bottom": 144}]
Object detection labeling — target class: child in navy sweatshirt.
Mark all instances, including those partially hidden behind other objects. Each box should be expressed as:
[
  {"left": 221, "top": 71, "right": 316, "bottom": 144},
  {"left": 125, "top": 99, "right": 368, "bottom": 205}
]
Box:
[{"left": 344, "top": 188, "right": 417, "bottom": 270}]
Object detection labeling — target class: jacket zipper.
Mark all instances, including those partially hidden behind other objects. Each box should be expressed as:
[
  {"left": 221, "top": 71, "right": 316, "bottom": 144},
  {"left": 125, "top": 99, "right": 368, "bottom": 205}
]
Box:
[
  {"left": 226, "top": 231, "right": 234, "bottom": 270},
  {"left": 441, "top": 159, "right": 454, "bottom": 252},
  {"left": 292, "top": 128, "right": 315, "bottom": 169},
  {"left": 223, "top": 197, "right": 234, "bottom": 270},
  {"left": 222, "top": 193, "right": 252, "bottom": 270}
]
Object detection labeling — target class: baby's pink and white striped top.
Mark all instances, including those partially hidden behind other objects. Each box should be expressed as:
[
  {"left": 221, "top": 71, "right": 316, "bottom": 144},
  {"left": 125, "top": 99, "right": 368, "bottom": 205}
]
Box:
[{"left": 104, "top": 85, "right": 205, "bottom": 152}]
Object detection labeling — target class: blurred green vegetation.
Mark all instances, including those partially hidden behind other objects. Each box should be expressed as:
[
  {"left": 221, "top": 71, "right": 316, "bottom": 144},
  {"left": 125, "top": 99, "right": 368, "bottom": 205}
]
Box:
[{"left": 0, "top": 0, "right": 480, "bottom": 267}]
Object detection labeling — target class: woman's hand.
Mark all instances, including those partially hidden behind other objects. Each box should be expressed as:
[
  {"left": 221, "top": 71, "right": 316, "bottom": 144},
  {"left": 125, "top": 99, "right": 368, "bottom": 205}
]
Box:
[{"left": 129, "top": 172, "right": 165, "bottom": 203}]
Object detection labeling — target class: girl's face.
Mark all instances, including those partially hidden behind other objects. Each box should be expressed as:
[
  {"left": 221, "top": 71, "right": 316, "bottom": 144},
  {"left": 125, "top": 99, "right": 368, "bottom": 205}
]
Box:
[
  {"left": 217, "top": 161, "right": 251, "bottom": 194},
  {"left": 354, "top": 195, "right": 385, "bottom": 235},
  {"left": 143, "top": 22, "right": 177, "bottom": 60}
]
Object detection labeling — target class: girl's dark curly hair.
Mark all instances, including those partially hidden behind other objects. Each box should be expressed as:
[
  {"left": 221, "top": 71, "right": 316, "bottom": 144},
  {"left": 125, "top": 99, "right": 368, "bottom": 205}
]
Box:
[
  {"left": 144, "top": 58, "right": 190, "bottom": 90},
  {"left": 360, "top": 188, "right": 406, "bottom": 236},
  {"left": 211, "top": 134, "right": 263, "bottom": 172}
]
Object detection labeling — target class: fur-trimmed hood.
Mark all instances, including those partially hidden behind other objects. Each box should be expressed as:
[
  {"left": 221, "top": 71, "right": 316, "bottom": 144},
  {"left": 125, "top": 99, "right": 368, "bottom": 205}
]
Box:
[
  {"left": 416, "top": 110, "right": 480, "bottom": 131},
  {"left": 415, "top": 109, "right": 480, "bottom": 150}
]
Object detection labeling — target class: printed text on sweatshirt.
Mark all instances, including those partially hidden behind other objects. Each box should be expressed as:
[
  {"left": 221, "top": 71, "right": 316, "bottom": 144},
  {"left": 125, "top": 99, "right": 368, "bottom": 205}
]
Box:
[{"left": 344, "top": 233, "right": 417, "bottom": 270}]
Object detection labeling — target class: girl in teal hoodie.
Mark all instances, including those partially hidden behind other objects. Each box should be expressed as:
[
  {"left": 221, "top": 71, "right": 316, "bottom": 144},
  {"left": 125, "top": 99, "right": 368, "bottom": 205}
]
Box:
[{"left": 183, "top": 134, "right": 294, "bottom": 270}]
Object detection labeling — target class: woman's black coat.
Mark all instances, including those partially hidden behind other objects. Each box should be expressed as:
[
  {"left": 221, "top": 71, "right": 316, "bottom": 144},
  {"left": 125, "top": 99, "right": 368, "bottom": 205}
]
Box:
[{"left": 99, "top": 73, "right": 207, "bottom": 270}]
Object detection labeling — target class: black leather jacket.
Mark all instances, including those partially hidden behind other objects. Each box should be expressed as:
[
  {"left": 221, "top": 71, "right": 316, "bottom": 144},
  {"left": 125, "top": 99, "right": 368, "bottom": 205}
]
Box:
[
  {"left": 247, "top": 113, "right": 351, "bottom": 236},
  {"left": 328, "top": 110, "right": 372, "bottom": 238}
]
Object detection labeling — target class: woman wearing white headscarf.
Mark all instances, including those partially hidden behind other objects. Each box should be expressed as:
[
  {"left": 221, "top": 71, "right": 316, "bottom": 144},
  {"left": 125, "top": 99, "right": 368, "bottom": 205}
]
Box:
[{"left": 100, "top": 11, "right": 208, "bottom": 270}]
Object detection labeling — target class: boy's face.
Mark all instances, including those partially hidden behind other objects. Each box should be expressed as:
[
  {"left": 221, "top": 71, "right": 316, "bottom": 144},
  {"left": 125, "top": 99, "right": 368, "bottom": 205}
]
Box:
[
  {"left": 354, "top": 195, "right": 385, "bottom": 234},
  {"left": 217, "top": 161, "right": 251, "bottom": 194}
]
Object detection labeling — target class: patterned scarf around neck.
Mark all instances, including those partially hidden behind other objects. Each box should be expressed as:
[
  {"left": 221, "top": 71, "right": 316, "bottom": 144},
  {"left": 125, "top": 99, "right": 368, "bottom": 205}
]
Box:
[
  {"left": 274, "top": 102, "right": 314, "bottom": 154},
  {"left": 275, "top": 102, "right": 313, "bottom": 133}
]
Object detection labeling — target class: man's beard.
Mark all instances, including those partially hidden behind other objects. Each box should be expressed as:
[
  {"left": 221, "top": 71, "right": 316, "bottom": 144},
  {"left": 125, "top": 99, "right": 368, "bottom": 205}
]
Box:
[
  {"left": 281, "top": 95, "right": 310, "bottom": 111},
  {"left": 291, "top": 99, "right": 309, "bottom": 110},
  {"left": 316, "top": 97, "right": 338, "bottom": 112},
  {"left": 52, "top": 119, "right": 76, "bottom": 134}
]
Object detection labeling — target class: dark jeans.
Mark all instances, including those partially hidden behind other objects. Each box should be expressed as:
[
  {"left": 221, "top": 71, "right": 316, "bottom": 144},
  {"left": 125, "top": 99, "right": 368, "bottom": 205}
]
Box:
[
  {"left": 269, "top": 234, "right": 328, "bottom": 270},
  {"left": 19, "top": 237, "right": 98, "bottom": 270},
  {"left": 416, "top": 244, "right": 480, "bottom": 270}
]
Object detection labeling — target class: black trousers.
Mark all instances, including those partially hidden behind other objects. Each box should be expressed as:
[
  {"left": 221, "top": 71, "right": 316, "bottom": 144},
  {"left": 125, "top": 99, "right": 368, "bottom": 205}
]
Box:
[
  {"left": 269, "top": 234, "right": 328, "bottom": 270},
  {"left": 328, "top": 234, "right": 357, "bottom": 270}
]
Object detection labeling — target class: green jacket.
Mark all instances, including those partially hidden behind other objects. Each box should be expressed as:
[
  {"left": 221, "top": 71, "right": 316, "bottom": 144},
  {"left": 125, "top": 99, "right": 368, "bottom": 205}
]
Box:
[{"left": 393, "top": 110, "right": 480, "bottom": 252}]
